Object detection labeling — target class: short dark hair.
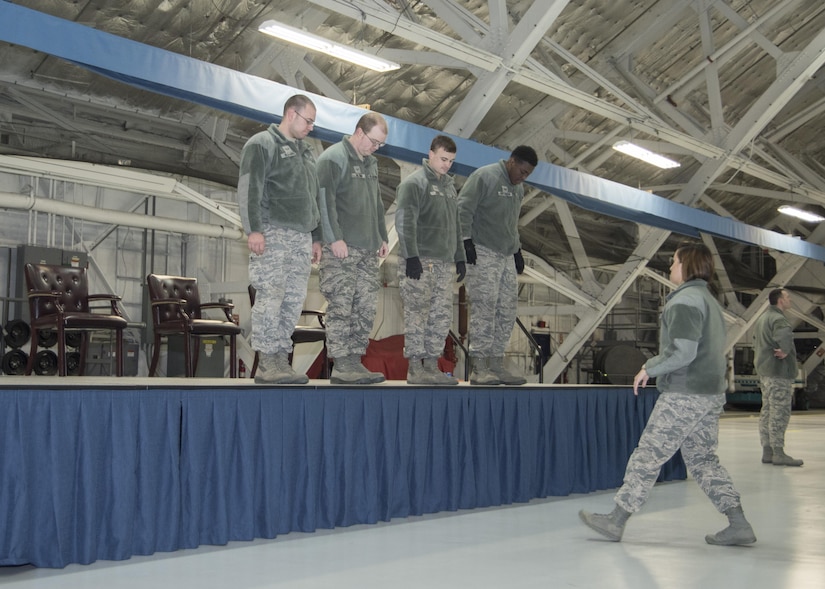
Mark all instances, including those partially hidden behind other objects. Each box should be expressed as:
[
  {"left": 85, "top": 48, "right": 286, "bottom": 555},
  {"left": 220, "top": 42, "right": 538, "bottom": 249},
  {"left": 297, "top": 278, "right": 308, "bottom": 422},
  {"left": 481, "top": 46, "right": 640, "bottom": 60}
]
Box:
[
  {"left": 511, "top": 145, "right": 538, "bottom": 166},
  {"left": 283, "top": 94, "right": 315, "bottom": 116},
  {"left": 676, "top": 242, "right": 714, "bottom": 282},
  {"left": 430, "top": 135, "right": 457, "bottom": 153},
  {"left": 356, "top": 112, "right": 387, "bottom": 135},
  {"left": 768, "top": 288, "right": 786, "bottom": 306}
]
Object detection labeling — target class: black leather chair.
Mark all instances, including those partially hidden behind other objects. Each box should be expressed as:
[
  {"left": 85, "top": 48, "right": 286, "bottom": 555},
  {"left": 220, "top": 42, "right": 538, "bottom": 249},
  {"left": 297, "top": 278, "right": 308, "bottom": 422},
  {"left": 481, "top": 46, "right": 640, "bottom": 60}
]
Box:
[
  {"left": 147, "top": 274, "right": 241, "bottom": 377},
  {"left": 24, "top": 263, "right": 128, "bottom": 376}
]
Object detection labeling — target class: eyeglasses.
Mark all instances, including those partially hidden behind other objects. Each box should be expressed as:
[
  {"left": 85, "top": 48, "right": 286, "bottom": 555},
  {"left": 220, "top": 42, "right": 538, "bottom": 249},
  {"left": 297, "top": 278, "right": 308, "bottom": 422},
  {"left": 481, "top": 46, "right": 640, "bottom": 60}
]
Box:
[
  {"left": 293, "top": 110, "right": 315, "bottom": 126},
  {"left": 365, "top": 134, "right": 386, "bottom": 149}
]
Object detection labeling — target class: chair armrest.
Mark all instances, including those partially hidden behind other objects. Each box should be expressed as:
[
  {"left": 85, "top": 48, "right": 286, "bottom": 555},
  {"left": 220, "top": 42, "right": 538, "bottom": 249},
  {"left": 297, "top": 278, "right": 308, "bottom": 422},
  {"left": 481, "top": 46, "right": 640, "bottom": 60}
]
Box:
[
  {"left": 89, "top": 293, "right": 125, "bottom": 316},
  {"left": 300, "top": 309, "right": 326, "bottom": 328},
  {"left": 150, "top": 298, "right": 187, "bottom": 307},
  {"left": 27, "top": 291, "right": 62, "bottom": 300},
  {"left": 199, "top": 302, "right": 234, "bottom": 322},
  {"left": 150, "top": 298, "right": 190, "bottom": 323},
  {"left": 27, "top": 291, "right": 66, "bottom": 317},
  {"left": 88, "top": 293, "right": 123, "bottom": 302}
]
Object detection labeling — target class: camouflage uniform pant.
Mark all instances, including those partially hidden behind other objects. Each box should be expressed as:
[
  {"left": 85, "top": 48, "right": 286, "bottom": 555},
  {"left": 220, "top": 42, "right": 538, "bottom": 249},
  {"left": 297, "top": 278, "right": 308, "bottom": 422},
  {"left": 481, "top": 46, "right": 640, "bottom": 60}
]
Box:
[
  {"left": 614, "top": 392, "right": 741, "bottom": 514},
  {"left": 465, "top": 244, "right": 517, "bottom": 357},
  {"left": 248, "top": 225, "right": 312, "bottom": 354},
  {"left": 319, "top": 244, "right": 380, "bottom": 359},
  {"left": 398, "top": 257, "right": 453, "bottom": 359},
  {"left": 758, "top": 376, "right": 793, "bottom": 448}
]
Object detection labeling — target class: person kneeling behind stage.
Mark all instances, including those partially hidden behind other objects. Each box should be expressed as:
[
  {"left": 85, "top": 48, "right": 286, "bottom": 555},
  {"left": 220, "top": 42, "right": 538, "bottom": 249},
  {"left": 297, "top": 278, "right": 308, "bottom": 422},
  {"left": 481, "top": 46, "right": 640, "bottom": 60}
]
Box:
[{"left": 579, "top": 242, "right": 756, "bottom": 546}]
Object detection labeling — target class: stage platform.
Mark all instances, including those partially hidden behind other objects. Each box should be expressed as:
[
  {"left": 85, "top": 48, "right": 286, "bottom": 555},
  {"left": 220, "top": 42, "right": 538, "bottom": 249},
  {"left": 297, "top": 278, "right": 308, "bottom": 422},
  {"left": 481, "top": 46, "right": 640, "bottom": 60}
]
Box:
[{"left": 0, "top": 378, "right": 686, "bottom": 568}]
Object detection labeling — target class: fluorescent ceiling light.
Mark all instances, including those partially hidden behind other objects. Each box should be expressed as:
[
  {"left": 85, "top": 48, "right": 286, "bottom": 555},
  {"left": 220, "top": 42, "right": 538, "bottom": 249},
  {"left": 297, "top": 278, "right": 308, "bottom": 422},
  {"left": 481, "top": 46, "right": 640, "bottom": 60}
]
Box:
[
  {"left": 778, "top": 205, "right": 825, "bottom": 223},
  {"left": 258, "top": 20, "right": 400, "bottom": 73},
  {"left": 612, "top": 140, "right": 681, "bottom": 169}
]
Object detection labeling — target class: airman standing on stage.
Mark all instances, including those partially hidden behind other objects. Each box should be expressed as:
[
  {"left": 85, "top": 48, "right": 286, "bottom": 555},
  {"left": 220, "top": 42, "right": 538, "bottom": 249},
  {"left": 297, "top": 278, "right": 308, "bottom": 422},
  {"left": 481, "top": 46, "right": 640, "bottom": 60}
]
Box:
[
  {"left": 317, "top": 112, "right": 389, "bottom": 384},
  {"left": 458, "top": 145, "right": 537, "bottom": 385},
  {"left": 238, "top": 94, "right": 322, "bottom": 384},
  {"left": 396, "top": 135, "right": 465, "bottom": 385}
]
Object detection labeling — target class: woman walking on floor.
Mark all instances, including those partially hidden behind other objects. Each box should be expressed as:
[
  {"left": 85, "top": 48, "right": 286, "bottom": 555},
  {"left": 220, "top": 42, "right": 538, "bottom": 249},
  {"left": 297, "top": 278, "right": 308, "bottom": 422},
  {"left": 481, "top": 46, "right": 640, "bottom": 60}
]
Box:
[{"left": 579, "top": 242, "right": 756, "bottom": 546}]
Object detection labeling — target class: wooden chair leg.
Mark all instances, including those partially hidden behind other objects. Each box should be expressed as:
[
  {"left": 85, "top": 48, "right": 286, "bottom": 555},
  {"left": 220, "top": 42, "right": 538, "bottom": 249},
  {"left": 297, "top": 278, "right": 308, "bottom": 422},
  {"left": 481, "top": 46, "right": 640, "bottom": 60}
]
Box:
[
  {"left": 229, "top": 335, "right": 237, "bottom": 378},
  {"left": 251, "top": 351, "right": 259, "bottom": 378},
  {"left": 115, "top": 329, "right": 124, "bottom": 377},
  {"left": 321, "top": 344, "right": 330, "bottom": 379},
  {"left": 184, "top": 334, "right": 193, "bottom": 377},
  {"left": 78, "top": 332, "right": 89, "bottom": 376},
  {"left": 149, "top": 333, "right": 161, "bottom": 376},
  {"left": 25, "top": 336, "right": 37, "bottom": 376},
  {"left": 57, "top": 325, "right": 67, "bottom": 377}
]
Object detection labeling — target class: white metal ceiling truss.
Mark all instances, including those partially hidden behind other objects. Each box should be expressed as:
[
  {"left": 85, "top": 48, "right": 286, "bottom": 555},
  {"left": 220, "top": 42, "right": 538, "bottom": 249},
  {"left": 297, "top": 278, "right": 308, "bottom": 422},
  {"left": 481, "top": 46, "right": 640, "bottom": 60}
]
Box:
[{"left": 542, "top": 10, "right": 825, "bottom": 381}]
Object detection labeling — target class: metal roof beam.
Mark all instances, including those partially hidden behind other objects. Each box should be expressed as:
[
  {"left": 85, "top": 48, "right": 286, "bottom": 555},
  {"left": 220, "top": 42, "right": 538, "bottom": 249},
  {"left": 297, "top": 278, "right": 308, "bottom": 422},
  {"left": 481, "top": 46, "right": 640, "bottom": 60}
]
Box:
[{"left": 444, "top": 0, "right": 570, "bottom": 136}]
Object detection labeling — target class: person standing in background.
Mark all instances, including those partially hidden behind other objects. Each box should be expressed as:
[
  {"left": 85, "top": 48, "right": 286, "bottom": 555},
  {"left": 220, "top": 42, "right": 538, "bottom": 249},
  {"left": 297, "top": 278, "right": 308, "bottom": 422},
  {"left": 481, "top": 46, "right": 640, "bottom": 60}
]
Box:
[
  {"left": 580, "top": 243, "right": 756, "bottom": 546},
  {"left": 238, "top": 94, "right": 322, "bottom": 384},
  {"left": 458, "top": 145, "right": 537, "bottom": 385},
  {"left": 317, "top": 112, "right": 389, "bottom": 384},
  {"left": 754, "top": 288, "right": 804, "bottom": 466},
  {"left": 395, "top": 135, "right": 465, "bottom": 385}
]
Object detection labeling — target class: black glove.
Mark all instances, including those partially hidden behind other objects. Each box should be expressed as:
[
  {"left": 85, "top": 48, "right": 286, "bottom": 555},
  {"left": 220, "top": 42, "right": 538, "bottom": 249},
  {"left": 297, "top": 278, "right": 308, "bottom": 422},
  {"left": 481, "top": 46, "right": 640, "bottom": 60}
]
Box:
[
  {"left": 463, "top": 239, "right": 477, "bottom": 265},
  {"left": 514, "top": 249, "right": 525, "bottom": 274},
  {"left": 405, "top": 256, "right": 422, "bottom": 280},
  {"left": 455, "top": 261, "right": 466, "bottom": 282}
]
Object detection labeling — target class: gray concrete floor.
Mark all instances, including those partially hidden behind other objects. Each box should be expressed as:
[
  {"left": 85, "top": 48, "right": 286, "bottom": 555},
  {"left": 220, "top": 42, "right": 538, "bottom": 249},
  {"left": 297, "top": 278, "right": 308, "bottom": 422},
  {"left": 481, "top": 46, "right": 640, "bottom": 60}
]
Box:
[{"left": 2, "top": 409, "right": 822, "bottom": 589}]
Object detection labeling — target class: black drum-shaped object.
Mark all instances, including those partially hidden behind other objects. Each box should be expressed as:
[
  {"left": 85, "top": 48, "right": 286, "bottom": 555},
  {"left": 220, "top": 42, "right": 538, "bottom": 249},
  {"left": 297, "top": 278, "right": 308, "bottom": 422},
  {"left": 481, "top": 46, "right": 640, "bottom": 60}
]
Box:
[
  {"left": 65, "top": 331, "right": 83, "bottom": 350},
  {"left": 2, "top": 349, "right": 28, "bottom": 375},
  {"left": 34, "top": 350, "right": 59, "bottom": 376},
  {"left": 66, "top": 351, "right": 82, "bottom": 376},
  {"left": 594, "top": 344, "right": 648, "bottom": 386},
  {"left": 38, "top": 329, "right": 59, "bottom": 349},
  {"left": 4, "top": 319, "right": 31, "bottom": 349}
]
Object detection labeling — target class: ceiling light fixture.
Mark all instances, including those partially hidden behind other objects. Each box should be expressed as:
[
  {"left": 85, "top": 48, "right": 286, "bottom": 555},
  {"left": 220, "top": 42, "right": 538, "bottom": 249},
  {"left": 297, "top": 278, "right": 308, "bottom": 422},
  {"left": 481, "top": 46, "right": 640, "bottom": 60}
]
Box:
[
  {"left": 612, "top": 140, "right": 681, "bottom": 169},
  {"left": 777, "top": 205, "right": 825, "bottom": 223},
  {"left": 258, "top": 20, "right": 400, "bottom": 73}
]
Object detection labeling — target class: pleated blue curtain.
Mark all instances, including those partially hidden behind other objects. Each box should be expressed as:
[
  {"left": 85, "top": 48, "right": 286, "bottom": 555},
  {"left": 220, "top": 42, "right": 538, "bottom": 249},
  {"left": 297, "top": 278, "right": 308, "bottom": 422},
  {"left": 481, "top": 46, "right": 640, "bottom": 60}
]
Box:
[{"left": 0, "top": 386, "right": 684, "bottom": 568}]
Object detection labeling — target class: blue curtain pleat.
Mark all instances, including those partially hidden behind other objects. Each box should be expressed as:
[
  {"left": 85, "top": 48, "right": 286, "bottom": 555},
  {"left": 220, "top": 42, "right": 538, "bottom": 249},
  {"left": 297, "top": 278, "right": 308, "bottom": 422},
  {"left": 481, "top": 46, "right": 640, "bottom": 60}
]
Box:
[
  {"left": 253, "top": 392, "right": 281, "bottom": 538},
  {"left": 1, "top": 386, "right": 685, "bottom": 568},
  {"left": 132, "top": 390, "right": 182, "bottom": 555},
  {"left": 360, "top": 390, "right": 386, "bottom": 523},
  {"left": 0, "top": 392, "right": 26, "bottom": 565},
  {"left": 410, "top": 388, "right": 434, "bottom": 516},
  {"left": 389, "top": 391, "right": 414, "bottom": 518},
  {"left": 423, "top": 391, "right": 449, "bottom": 514},
  {"left": 284, "top": 390, "right": 314, "bottom": 534}
]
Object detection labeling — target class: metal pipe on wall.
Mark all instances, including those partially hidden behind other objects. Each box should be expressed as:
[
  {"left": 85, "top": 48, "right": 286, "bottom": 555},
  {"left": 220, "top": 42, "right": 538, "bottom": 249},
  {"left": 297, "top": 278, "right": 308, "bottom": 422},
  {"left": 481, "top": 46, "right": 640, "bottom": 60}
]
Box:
[{"left": 0, "top": 192, "right": 245, "bottom": 241}]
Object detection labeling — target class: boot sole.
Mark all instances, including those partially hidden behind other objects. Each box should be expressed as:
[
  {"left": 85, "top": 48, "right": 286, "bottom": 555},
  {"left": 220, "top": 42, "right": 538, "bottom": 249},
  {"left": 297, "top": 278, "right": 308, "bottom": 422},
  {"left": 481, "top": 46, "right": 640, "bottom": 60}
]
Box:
[
  {"left": 330, "top": 375, "right": 373, "bottom": 384},
  {"left": 254, "top": 375, "right": 309, "bottom": 385},
  {"left": 705, "top": 533, "right": 757, "bottom": 546}
]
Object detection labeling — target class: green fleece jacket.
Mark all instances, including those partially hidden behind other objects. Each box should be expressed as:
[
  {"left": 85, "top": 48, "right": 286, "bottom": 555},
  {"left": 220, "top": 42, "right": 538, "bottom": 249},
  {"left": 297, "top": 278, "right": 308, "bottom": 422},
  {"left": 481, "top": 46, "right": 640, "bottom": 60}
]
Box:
[
  {"left": 238, "top": 124, "right": 320, "bottom": 238},
  {"left": 645, "top": 279, "right": 726, "bottom": 395},
  {"left": 395, "top": 159, "right": 465, "bottom": 263},
  {"left": 457, "top": 160, "right": 523, "bottom": 256},
  {"left": 754, "top": 305, "right": 797, "bottom": 379},
  {"left": 316, "top": 136, "right": 388, "bottom": 250}
]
